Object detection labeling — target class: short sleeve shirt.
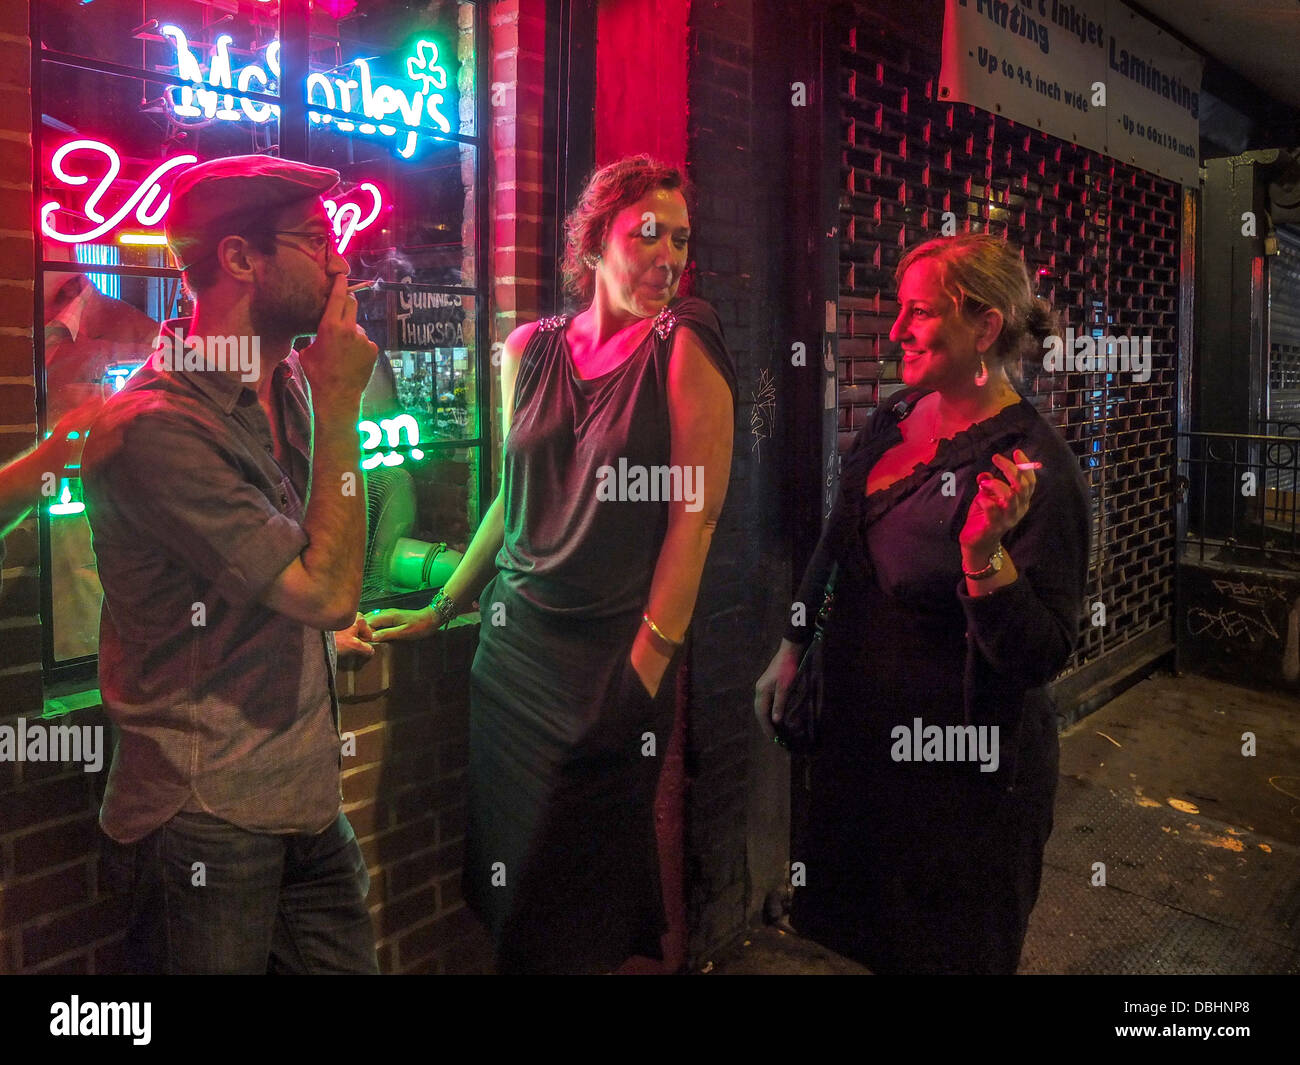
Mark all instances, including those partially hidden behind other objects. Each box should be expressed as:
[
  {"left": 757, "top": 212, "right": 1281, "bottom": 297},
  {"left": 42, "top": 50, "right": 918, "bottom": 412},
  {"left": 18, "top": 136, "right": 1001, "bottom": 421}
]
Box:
[{"left": 81, "top": 320, "right": 342, "bottom": 843}]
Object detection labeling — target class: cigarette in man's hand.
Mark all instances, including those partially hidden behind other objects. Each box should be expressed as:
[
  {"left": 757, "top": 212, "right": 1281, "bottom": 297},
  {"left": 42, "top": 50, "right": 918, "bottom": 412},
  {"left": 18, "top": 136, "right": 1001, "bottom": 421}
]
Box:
[
  {"left": 1015, "top": 461, "right": 1042, "bottom": 471},
  {"left": 347, "top": 279, "right": 381, "bottom": 293}
]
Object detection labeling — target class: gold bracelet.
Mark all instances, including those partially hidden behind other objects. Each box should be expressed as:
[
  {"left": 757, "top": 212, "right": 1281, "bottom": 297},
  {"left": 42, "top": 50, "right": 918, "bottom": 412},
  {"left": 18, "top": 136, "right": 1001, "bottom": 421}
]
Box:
[{"left": 642, "top": 613, "right": 682, "bottom": 648}]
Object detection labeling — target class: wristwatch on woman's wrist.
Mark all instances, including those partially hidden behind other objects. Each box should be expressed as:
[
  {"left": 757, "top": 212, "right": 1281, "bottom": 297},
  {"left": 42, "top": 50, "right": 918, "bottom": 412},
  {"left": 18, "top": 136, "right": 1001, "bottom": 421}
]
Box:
[
  {"left": 429, "top": 589, "right": 458, "bottom": 627},
  {"left": 963, "top": 544, "right": 1005, "bottom": 581}
]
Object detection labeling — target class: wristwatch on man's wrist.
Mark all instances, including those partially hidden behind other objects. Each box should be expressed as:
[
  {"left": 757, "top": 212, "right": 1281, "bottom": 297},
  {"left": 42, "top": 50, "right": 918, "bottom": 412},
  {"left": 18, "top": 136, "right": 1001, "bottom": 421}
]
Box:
[{"left": 963, "top": 544, "right": 1005, "bottom": 581}]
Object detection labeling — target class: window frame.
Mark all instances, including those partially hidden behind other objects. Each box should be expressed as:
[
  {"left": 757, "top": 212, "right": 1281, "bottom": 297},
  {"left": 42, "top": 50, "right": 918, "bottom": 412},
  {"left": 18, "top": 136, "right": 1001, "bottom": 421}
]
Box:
[{"left": 32, "top": 0, "right": 491, "bottom": 689}]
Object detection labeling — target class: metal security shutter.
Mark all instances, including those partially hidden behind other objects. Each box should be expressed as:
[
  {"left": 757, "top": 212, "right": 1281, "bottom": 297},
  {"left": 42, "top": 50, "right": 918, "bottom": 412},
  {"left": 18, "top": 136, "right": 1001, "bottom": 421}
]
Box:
[
  {"left": 1269, "top": 226, "right": 1300, "bottom": 425},
  {"left": 836, "top": 0, "right": 1180, "bottom": 691}
]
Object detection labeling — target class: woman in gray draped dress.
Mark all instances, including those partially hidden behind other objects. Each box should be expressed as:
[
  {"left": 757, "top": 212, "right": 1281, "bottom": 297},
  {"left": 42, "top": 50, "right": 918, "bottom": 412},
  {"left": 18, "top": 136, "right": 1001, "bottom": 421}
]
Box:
[{"left": 371, "top": 155, "right": 736, "bottom": 973}]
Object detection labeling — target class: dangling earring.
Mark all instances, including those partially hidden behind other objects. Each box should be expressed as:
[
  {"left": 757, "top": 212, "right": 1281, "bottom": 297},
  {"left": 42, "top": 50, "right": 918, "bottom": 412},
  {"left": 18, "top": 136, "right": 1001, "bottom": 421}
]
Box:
[
  {"left": 583, "top": 252, "right": 601, "bottom": 269},
  {"left": 974, "top": 357, "right": 989, "bottom": 387}
]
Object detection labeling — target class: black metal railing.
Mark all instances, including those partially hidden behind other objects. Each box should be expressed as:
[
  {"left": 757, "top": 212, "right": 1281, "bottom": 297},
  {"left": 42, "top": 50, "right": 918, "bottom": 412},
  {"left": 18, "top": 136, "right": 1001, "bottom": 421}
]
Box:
[{"left": 1178, "top": 429, "right": 1300, "bottom": 567}]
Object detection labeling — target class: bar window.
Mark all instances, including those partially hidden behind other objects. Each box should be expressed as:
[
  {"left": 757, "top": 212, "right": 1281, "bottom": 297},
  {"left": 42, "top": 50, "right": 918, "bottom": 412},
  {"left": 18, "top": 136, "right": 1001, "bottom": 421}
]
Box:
[{"left": 34, "top": 0, "right": 488, "bottom": 681}]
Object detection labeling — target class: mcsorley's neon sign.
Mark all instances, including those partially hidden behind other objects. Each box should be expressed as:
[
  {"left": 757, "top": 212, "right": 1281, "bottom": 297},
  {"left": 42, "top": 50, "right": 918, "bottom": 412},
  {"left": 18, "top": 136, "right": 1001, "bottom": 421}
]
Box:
[{"left": 160, "top": 25, "right": 453, "bottom": 159}]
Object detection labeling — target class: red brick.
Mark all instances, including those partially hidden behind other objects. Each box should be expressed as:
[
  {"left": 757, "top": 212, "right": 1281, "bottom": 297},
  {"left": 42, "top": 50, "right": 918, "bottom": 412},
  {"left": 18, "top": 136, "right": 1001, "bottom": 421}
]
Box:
[
  {"left": 438, "top": 800, "right": 467, "bottom": 845},
  {"left": 372, "top": 883, "right": 437, "bottom": 938},
  {"left": 340, "top": 761, "right": 380, "bottom": 805},
  {"left": 0, "top": 620, "right": 39, "bottom": 670},
  {"left": 0, "top": 671, "right": 42, "bottom": 720},
  {"left": 387, "top": 711, "right": 442, "bottom": 754},
  {"left": 0, "top": 190, "right": 31, "bottom": 237},
  {"left": 26, "top": 950, "right": 91, "bottom": 974},
  {"left": 0, "top": 772, "right": 95, "bottom": 833},
  {"left": 365, "top": 867, "right": 386, "bottom": 908},
  {"left": 0, "top": 238, "right": 32, "bottom": 279},
  {"left": 403, "top": 950, "right": 437, "bottom": 974},
  {"left": 0, "top": 1, "right": 27, "bottom": 36},
  {"left": 0, "top": 41, "right": 30, "bottom": 91},
  {"left": 437, "top": 737, "right": 469, "bottom": 778},
  {"left": 16, "top": 737, "right": 97, "bottom": 782},
  {"left": 339, "top": 723, "right": 385, "bottom": 767},
  {"left": 0, "top": 333, "right": 33, "bottom": 376},
  {"left": 385, "top": 843, "right": 459, "bottom": 900},
  {"left": 382, "top": 746, "right": 456, "bottom": 792},
  {"left": 358, "top": 811, "right": 437, "bottom": 869},
  {"left": 0, "top": 862, "right": 91, "bottom": 928},
  {"left": 0, "top": 382, "right": 35, "bottom": 422},
  {"left": 437, "top": 871, "right": 463, "bottom": 909},
  {"left": 343, "top": 798, "right": 387, "bottom": 841},
  {"left": 0, "top": 88, "right": 31, "bottom": 136},
  {"left": 0, "top": 136, "right": 30, "bottom": 177},
  {"left": 491, "top": 117, "right": 542, "bottom": 155},
  {"left": 338, "top": 693, "right": 388, "bottom": 731},
  {"left": 21, "top": 894, "right": 127, "bottom": 967},
  {"left": 516, "top": 11, "right": 547, "bottom": 54},
  {"left": 395, "top": 905, "right": 484, "bottom": 972},
  {"left": 517, "top": 53, "right": 546, "bottom": 89},
  {"left": 492, "top": 54, "right": 518, "bottom": 84},
  {"left": 10, "top": 813, "right": 101, "bottom": 877},
  {"left": 91, "top": 934, "right": 127, "bottom": 974},
  {"left": 0, "top": 430, "right": 36, "bottom": 466}
]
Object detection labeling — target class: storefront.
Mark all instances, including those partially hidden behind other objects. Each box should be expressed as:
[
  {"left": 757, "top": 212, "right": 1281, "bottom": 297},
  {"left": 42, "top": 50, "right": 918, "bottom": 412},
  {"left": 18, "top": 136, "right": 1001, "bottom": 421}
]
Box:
[
  {"left": 34, "top": 0, "right": 488, "bottom": 678},
  {"left": 3, "top": 0, "right": 1294, "bottom": 979}
]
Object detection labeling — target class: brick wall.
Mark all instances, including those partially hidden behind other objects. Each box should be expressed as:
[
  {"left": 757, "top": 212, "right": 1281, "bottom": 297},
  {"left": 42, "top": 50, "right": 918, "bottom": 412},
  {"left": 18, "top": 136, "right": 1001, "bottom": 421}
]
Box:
[
  {"left": 337, "top": 623, "right": 492, "bottom": 974},
  {"left": 682, "top": 0, "right": 794, "bottom": 966},
  {"left": 0, "top": 0, "right": 36, "bottom": 717}
]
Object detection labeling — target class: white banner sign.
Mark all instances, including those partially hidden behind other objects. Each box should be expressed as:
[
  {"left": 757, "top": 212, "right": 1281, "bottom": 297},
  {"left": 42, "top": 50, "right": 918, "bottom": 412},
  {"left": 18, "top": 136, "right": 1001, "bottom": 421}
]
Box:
[{"left": 940, "top": 0, "right": 1203, "bottom": 186}]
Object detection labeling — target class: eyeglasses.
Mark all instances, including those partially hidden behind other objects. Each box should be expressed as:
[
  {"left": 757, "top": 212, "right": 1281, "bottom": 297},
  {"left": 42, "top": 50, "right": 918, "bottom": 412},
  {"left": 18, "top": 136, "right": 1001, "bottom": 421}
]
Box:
[{"left": 273, "top": 228, "right": 341, "bottom": 263}]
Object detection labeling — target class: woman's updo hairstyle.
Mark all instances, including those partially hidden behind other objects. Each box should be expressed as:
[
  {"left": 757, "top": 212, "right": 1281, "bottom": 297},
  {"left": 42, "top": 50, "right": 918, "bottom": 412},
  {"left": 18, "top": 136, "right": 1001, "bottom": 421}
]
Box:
[
  {"left": 895, "top": 233, "right": 1059, "bottom": 378},
  {"left": 561, "top": 154, "right": 694, "bottom": 304}
]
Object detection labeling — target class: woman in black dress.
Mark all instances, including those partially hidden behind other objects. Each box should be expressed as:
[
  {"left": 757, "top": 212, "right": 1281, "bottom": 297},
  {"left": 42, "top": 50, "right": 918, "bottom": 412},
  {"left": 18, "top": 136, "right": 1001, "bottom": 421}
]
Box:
[
  {"left": 371, "top": 156, "right": 736, "bottom": 973},
  {"left": 755, "top": 233, "right": 1090, "bottom": 974}
]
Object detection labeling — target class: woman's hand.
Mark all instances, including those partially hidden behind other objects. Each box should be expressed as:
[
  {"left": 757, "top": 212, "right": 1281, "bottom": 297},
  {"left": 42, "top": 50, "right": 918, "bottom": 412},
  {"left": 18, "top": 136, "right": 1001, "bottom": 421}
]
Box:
[
  {"left": 367, "top": 606, "right": 440, "bottom": 642},
  {"left": 959, "top": 446, "right": 1037, "bottom": 556},
  {"left": 335, "top": 612, "right": 376, "bottom": 658},
  {"left": 629, "top": 625, "right": 672, "bottom": 699},
  {"left": 753, "top": 640, "right": 802, "bottom": 742}
]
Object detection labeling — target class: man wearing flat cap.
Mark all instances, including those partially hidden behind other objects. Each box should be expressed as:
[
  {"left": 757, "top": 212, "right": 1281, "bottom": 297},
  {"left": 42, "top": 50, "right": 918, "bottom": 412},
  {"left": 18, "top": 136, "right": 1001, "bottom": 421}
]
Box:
[{"left": 82, "top": 155, "right": 381, "bottom": 974}]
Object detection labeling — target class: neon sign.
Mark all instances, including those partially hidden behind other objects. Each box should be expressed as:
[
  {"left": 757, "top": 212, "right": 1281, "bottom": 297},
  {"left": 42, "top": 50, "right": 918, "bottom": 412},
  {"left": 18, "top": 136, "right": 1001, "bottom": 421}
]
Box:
[
  {"left": 324, "top": 183, "right": 383, "bottom": 255},
  {"left": 39, "top": 139, "right": 196, "bottom": 244},
  {"left": 40, "top": 141, "right": 386, "bottom": 253},
  {"left": 360, "top": 415, "right": 424, "bottom": 471},
  {"left": 160, "top": 25, "right": 452, "bottom": 159}
]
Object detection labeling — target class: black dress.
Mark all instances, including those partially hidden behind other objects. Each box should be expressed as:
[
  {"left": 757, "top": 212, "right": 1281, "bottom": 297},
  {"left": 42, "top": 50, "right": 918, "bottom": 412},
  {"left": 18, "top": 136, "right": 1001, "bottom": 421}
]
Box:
[
  {"left": 465, "top": 297, "right": 736, "bottom": 974},
  {"left": 787, "top": 385, "right": 1090, "bottom": 974}
]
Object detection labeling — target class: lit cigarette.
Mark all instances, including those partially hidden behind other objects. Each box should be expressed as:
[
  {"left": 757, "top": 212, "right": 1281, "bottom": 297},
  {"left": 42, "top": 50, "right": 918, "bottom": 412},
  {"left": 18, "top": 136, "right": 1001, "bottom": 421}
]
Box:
[
  {"left": 347, "top": 279, "right": 381, "bottom": 293},
  {"left": 1015, "top": 461, "right": 1042, "bottom": 471}
]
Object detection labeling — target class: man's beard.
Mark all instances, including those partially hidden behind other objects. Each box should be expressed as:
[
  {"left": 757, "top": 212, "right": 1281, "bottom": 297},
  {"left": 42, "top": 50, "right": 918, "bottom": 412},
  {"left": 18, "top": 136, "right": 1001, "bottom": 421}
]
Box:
[{"left": 249, "top": 279, "right": 327, "bottom": 341}]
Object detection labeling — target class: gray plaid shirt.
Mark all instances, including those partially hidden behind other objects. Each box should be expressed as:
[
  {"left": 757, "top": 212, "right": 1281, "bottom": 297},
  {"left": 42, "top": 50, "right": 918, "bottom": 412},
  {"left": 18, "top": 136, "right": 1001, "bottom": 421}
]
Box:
[{"left": 82, "top": 320, "right": 342, "bottom": 844}]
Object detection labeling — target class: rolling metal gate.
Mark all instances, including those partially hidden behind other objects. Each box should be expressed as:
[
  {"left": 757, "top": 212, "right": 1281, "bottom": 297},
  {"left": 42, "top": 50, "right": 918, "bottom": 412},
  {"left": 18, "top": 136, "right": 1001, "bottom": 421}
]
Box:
[
  {"left": 1269, "top": 227, "right": 1300, "bottom": 425},
  {"left": 833, "top": 2, "right": 1181, "bottom": 702}
]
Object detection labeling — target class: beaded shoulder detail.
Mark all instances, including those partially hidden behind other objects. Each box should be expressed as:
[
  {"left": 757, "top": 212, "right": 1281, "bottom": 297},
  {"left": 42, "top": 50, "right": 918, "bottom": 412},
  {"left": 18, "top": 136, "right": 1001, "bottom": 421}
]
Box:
[
  {"left": 536, "top": 314, "right": 570, "bottom": 332},
  {"left": 651, "top": 305, "right": 678, "bottom": 340}
]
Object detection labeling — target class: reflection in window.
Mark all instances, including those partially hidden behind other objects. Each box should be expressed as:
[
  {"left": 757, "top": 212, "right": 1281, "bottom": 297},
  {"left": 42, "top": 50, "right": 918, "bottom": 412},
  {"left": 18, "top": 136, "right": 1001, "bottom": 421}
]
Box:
[{"left": 36, "top": 0, "right": 486, "bottom": 672}]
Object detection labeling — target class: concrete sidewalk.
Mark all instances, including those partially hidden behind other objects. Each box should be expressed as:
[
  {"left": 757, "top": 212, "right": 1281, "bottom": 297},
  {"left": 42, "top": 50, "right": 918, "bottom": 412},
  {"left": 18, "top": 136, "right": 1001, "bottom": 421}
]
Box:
[{"left": 706, "top": 671, "right": 1300, "bottom": 975}]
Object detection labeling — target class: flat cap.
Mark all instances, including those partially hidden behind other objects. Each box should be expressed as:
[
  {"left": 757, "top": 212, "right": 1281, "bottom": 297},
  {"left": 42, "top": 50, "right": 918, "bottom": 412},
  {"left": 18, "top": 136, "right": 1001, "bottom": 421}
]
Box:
[{"left": 167, "top": 154, "right": 340, "bottom": 270}]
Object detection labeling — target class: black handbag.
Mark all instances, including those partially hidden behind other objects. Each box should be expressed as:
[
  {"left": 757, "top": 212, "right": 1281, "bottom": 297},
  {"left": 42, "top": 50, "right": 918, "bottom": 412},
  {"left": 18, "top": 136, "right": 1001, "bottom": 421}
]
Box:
[{"left": 773, "top": 563, "right": 838, "bottom": 753}]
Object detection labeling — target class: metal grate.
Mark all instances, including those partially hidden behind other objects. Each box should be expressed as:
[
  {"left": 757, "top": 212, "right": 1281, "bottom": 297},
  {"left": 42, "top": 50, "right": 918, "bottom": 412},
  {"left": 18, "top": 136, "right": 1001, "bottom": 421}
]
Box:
[
  {"left": 1270, "top": 227, "right": 1300, "bottom": 424},
  {"left": 835, "top": 3, "right": 1180, "bottom": 679}
]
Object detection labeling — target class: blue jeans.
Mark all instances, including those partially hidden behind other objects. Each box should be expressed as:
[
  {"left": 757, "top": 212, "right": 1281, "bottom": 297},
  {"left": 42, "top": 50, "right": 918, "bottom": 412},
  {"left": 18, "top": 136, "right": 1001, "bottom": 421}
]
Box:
[{"left": 103, "top": 810, "right": 377, "bottom": 974}]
